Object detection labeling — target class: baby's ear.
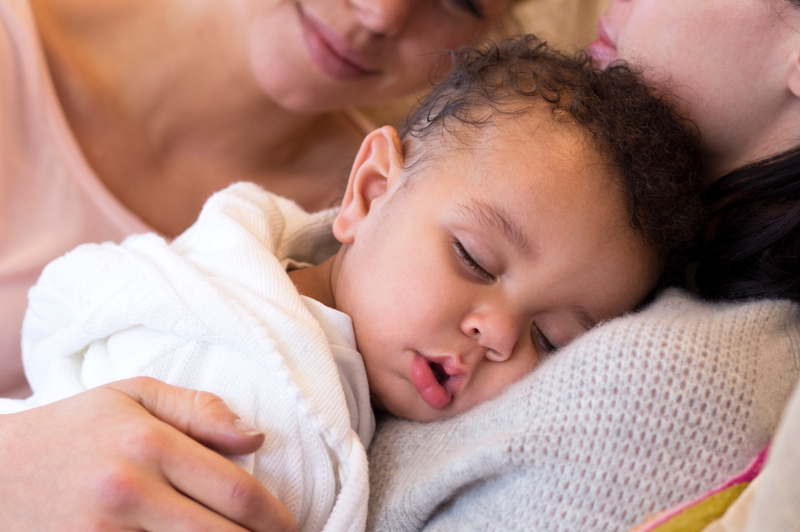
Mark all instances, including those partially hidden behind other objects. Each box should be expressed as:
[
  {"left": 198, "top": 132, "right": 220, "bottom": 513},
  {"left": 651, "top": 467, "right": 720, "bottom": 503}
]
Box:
[{"left": 333, "top": 126, "right": 405, "bottom": 244}]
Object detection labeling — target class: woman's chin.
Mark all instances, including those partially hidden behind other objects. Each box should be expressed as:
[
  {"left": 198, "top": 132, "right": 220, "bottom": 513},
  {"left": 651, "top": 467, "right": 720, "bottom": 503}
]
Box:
[{"left": 246, "top": 49, "right": 363, "bottom": 113}]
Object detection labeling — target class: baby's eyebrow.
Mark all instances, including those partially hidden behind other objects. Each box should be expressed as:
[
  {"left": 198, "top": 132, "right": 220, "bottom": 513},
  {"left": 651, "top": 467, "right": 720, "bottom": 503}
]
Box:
[{"left": 455, "top": 199, "right": 534, "bottom": 258}]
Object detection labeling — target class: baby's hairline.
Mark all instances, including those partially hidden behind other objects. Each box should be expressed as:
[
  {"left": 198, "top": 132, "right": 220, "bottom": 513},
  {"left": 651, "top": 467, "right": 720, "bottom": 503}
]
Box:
[
  {"left": 395, "top": 35, "right": 703, "bottom": 280},
  {"left": 396, "top": 110, "right": 662, "bottom": 265}
]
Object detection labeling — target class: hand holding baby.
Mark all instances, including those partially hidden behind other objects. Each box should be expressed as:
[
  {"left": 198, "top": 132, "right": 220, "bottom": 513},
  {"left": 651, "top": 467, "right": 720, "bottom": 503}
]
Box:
[{"left": 0, "top": 377, "right": 296, "bottom": 532}]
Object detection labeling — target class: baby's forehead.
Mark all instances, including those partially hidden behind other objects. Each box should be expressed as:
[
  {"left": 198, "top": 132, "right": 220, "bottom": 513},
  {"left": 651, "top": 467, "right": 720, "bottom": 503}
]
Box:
[
  {"left": 428, "top": 111, "right": 614, "bottom": 185},
  {"left": 401, "top": 115, "right": 647, "bottom": 247},
  {"left": 408, "top": 129, "right": 626, "bottom": 220},
  {"left": 429, "top": 103, "right": 604, "bottom": 163}
]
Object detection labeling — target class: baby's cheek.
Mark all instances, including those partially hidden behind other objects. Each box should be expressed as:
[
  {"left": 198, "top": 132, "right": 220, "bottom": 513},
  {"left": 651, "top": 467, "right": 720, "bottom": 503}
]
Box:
[
  {"left": 361, "top": 357, "right": 406, "bottom": 414},
  {"left": 474, "top": 359, "right": 538, "bottom": 407}
]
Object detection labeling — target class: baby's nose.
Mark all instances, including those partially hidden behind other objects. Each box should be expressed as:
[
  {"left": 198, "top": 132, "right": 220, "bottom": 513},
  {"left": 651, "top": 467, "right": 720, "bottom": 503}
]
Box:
[
  {"left": 485, "top": 347, "right": 510, "bottom": 363},
  {"left": 460, "top": 310, "right": 519, "bottom": 362}
]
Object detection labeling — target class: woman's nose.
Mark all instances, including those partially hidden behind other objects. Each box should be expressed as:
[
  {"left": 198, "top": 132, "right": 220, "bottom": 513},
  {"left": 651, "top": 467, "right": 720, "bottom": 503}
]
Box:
[
  {"left": 460, "top": 309, "right": 519, "bottom": 363},
  {"left": 349, "top": 0, "right": 414, "bottom": 38}
]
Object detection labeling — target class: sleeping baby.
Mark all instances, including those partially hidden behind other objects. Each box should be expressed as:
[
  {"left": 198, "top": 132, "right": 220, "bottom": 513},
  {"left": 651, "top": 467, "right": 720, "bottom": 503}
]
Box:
[{"left": 3, "top": 35, "right": 702, "bottom": 532}]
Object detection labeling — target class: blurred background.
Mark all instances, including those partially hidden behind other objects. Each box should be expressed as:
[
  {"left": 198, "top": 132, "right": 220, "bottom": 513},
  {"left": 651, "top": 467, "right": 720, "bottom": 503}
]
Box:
[
  {"left": 361, "top": 0, "right": 611, "bottom": 125},
  {"left": 509, "top": 0, "right": 609, "bottom": 48}
]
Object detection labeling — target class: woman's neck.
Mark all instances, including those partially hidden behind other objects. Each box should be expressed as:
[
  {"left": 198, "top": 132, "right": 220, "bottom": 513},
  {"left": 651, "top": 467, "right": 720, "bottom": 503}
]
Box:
[
  {"left": 32, "top": 0, "right": 326, "bottom": 160},
  {"left": 702, "top": 97, "right": 800, "bottom": 184},
  {"left": 30, "top": 0, "right": 365, "bottom": 234}
]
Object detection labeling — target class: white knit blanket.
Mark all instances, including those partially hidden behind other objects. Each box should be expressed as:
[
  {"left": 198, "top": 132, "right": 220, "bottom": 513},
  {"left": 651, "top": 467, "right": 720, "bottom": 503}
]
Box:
[
  {"left": 367, "top": 290, "right": 800, "bottom": 532},
  {"left": 2, "top": 183, "right": 370, "bottom": 532}
]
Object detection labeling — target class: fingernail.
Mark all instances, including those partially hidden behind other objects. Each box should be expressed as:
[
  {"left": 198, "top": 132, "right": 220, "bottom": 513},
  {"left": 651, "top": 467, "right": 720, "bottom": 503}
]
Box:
[{"left": 234, "top": 418, "right": 263, "bottom": 436}]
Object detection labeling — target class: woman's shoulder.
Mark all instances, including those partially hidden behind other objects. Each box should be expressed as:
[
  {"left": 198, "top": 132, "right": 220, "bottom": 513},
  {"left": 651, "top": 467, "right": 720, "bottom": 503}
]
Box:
[
  {"left": 0, "top": 0, "right": 149, "bottom": 239},
  {"left": 0, "top": 0, "right": 38, "bottom": 76},
  {"left": 0, "top": 0, "right": 30, "bottom": 23}
]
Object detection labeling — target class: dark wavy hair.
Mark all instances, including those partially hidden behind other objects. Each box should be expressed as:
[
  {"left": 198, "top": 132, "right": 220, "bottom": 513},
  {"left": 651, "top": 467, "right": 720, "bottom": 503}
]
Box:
[
  {"left": 398, "top": 35, "right": 703, "bottom": 274},
  {"left": 688, "top": 147, "right": 800, "bottom": 302},
  {"left": 685, "top": 0, "right": 800, "bottom": 303}
]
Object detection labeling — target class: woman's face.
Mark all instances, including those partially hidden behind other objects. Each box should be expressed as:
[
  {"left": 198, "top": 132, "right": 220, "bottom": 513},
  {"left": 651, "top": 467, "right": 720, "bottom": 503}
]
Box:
[
  {"left": 242, "top": 0, "right": 512, "bottom": 113},
  {"left": 589, "top": 0, "right": 800, "bottom": 175}
]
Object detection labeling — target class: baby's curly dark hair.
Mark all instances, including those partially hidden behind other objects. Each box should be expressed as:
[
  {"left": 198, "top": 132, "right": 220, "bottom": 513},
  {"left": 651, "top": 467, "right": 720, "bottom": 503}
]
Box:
[{"left": 400, "top": 35, "right": 702, "bottom": 272}]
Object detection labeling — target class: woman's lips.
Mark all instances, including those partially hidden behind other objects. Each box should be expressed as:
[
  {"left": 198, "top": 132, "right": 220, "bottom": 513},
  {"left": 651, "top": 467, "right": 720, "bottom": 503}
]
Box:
[
  {"left": 409, "top": 353, "right": 453, "bottom": 409},
  {"left": 297, "top": 5, "right": 380, "bottom": 81},
  {"left": 587, "top": 19, "right": 618, "bottom": 67}
]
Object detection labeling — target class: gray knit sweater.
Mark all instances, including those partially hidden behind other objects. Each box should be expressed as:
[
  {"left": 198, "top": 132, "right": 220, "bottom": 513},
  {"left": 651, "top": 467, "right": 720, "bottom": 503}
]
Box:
[{"left": 367, "top": 289, "right": 800, "bottom": 532}]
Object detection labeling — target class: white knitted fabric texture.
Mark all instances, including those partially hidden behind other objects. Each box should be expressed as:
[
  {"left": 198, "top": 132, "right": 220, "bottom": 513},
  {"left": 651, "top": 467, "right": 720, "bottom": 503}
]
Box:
[
  {"left": 3, "top": 183, "right": 371, "bottom": 532},
  {"left": 367, "top": 290, "right": 800, "bottom": 532},
  {"left": 742, "top": 379, "right": 800, "bottom": 532}
]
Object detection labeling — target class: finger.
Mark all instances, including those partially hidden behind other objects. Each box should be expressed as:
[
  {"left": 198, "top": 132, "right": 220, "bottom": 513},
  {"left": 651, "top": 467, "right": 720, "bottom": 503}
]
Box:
[
  {"left": 136, "top": 480, "right": 256, "bottom": 532},
  {"left": 156, "top": 432, "right": 298, "bottom": 532},
  {"left": 105, "top": 377, "right": 265, "bottom": 455},
  {"left": 104, "top": 378, "right": 297, "bottom": 532}
]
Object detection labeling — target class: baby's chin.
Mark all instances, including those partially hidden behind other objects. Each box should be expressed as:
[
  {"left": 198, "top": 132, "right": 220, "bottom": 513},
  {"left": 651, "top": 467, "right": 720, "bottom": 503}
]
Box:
[{"left": 371, "top": 392, "right": 454, "bottom": 423}]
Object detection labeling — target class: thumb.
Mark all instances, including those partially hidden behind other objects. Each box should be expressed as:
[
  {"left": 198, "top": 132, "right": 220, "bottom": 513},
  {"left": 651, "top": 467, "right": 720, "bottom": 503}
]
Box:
[{"left": 105, "top": 377, "right": 265, "bottom": 455}]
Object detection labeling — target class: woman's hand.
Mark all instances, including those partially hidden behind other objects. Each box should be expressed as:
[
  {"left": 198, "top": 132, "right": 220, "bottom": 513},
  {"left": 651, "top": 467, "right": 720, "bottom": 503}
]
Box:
[{"left": 0, "top": 377, "right": 298, "bottom": 532}]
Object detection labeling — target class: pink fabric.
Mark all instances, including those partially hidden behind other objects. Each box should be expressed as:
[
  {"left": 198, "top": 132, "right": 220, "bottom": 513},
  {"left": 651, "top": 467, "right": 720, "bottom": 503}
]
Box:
[
  {"left": 0, "top": 0, "right": 150, "bottom": 397},
  {"left": 632, "top": 445, "right": 770, "bottom": 532}
]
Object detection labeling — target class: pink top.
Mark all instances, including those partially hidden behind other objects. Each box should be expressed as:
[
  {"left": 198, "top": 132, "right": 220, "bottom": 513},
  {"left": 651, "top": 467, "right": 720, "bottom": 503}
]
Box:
[
  {"left": 0, "top": 0, "right": 151, "bottom": 397},
  {"left": 0, "top": 0, "right": 375, "bottom": 399}
]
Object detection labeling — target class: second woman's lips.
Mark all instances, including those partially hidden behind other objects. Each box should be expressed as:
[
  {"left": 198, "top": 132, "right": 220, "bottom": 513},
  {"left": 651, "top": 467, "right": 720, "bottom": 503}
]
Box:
[
  {"left": 595, "top": 17, "right": 616, "bottom": 49},
  {"left": 298, "top": 5, "right": 380, "bottom": 81},
  {"left": 587, "top": 18, "right": 618, "bottom": 67}
]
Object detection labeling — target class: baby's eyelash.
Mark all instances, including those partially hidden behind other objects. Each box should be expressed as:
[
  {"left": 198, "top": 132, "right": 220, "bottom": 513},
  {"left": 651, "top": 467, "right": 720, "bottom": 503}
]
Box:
[
  {"left": 453, "top": 241, "right": 494, "bottom": 282},
  {"left": 449, "top": 0, "right": 484, "bottom": 19},
  {"left": 532, "top": 325, "right": 556, "bottom": 355}
]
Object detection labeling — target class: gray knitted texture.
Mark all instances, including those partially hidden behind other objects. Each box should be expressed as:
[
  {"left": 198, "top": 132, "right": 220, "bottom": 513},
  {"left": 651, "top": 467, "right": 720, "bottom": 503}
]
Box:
[{"left": 367, "top": 290, "right": 800, "bottom": 532}]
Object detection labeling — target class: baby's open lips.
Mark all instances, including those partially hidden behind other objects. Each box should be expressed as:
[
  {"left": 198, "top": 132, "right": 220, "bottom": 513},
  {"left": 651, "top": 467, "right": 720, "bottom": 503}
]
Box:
[
  {"left": 409, "top": 354, "right": 455, "bottom": 409},
  {"left": 430, "top": 362, "right": 450, "bottom": 384},
  {"left": 424, "top": 353, "right": 471, "bottom": 396}
]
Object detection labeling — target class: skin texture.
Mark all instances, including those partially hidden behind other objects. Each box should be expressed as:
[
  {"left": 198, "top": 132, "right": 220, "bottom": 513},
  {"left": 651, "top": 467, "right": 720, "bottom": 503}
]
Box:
[
  {"left": 3, "top": 1, "right": 512, "bottom": 529},
  {"left": 290, "top": 122, "right": 661, "bottom": 423},
  {"left": 588, "top": 0, "right": 800, "bottom": 180},
  {"left": 0, "top": 377, "right": 297, "bottom": 532},
  {"left": 29, "top": 0, "right": 512, "bottom": 236},
  {"left": 243, "top": 0, "right": 513, "bottom": 112}
]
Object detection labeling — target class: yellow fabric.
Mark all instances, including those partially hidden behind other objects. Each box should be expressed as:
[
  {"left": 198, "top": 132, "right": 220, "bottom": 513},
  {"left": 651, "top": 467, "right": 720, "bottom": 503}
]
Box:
[
  {"left": 646, "top": 484, "right": 750, "bottom": 532},
  {"left": 700, "top": 477, "right": 760, "bottom": 532}
]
